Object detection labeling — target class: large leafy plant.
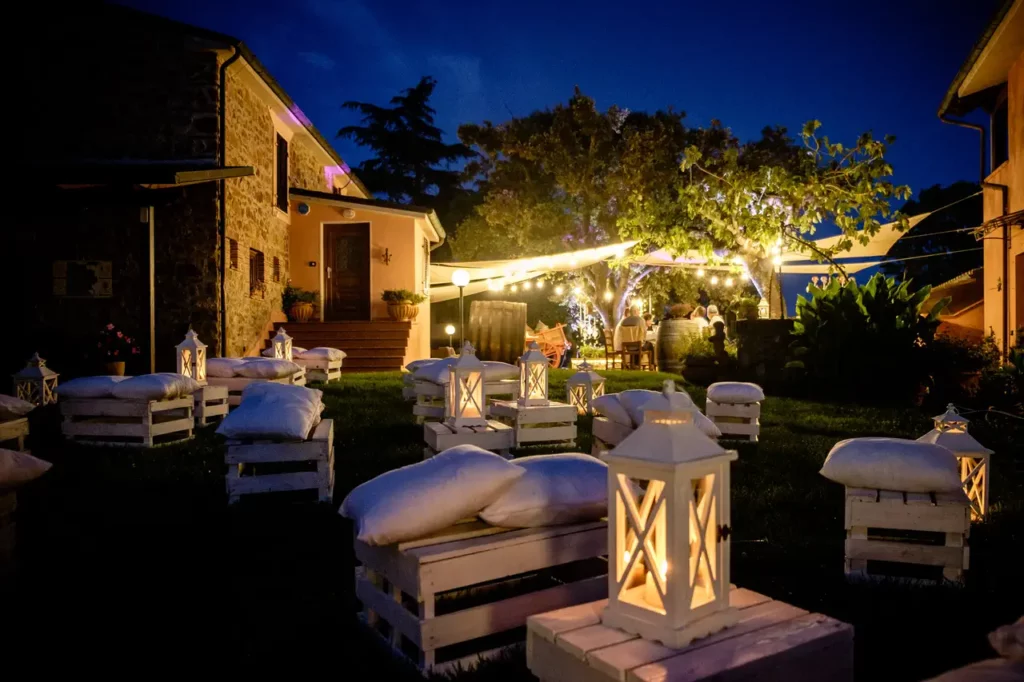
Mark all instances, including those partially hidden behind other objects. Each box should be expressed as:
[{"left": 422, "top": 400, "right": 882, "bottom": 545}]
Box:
[{"left": 788, "top": 273, "right": 948, "bottom": 400}]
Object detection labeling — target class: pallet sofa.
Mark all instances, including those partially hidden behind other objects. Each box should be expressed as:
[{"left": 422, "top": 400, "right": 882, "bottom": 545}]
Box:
[
  {"left": 225, "top": 418, "right": 334, "bottom": 504},
  {"left": 412, "top": 378, "right": 520, "bottom": 423},
  {"left": 0, "top": 418, "right": 30, "bottom": 452},
  {"left": 61, "top": 396, "right": 194, "bottom": 447}
]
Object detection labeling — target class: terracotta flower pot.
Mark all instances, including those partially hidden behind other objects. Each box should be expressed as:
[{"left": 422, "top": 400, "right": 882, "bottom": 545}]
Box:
[
  {"left": 387, "top": 302, "right": 418, "bottom": 321},
  {"left": 105, "top": 361, "right": 126, "bottom": 376},
  {"left": 289, "top": 301, "right": 314, "bottom": 323}
]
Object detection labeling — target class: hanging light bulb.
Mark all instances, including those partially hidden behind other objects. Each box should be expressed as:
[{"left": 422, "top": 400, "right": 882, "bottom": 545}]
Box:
[
  {"left": 569, "top": 258, "right": 578, "bottom": 267},
  {"left": 523, "top": 280, "right": 533, "bottom": 290},
  {"left": 695, "top": 268, "right": 705, "bottom": 278},
  {"left": 603, "top": 290, "right": 613, "bottom": 302},
  {"left": 632, "top": 298, "right": 644, "bottom": 311},
  {"left": 772, "top": 256, "right": 783, "bottom": 267},
  {"left": 510, "top": 284, "right": 519, "bottom": 293},
  {"left": 710, "top": 275, "right": 720, "bottom": 285},
  {"left": 573, "top": 286, "right": 583, "bottom": 296},
  {"left": 725, "top": 277, "right": 734, "bottom": 287},
  {"left": 554, "top": 285, "right": 564, "bottom": 295},
  {"left": 536, "top": 280, "right": 545, "bottom": 290}
]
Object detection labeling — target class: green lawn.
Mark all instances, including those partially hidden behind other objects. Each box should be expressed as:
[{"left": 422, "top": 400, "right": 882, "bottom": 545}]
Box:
[{"left": 9, "top": 371, "right": 1023, "bottom": 679}]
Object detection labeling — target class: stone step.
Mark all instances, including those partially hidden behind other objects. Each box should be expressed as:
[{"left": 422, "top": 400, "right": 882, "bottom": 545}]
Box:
[
  {"left": 275, "top": 321, "right": 412, "bottom": 332},
  {"left": 283, "top": 331, "right": 411, "bottom": 342}
]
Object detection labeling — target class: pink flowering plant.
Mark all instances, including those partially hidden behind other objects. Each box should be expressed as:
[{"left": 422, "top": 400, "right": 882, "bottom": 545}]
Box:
[{"left": 97, "top": 323, "right": 141, "bottom": 359}]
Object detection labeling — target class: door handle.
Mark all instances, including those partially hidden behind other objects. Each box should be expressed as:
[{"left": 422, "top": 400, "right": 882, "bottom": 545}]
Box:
[{"left": 327, "top": 266, "right": 332, "bottom": 279}]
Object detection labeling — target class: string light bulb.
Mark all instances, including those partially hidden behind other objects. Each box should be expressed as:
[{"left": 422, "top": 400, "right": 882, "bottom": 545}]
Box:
[
  {"left": 536, "top": 280, "right": 544, "bottom": 290},
  {"left": 772, "top": 256, "right": 783, "bottom": 267},
  {"left": 696, "top": 268, "right": 705, "bottom": 278},
  {"left": 603, "top": 290, "right": 613, "bottom": 302},
  {"left": 573, "top": 286, "right": 583, "bottom": 296},
  {"left": 510, "top": 284, "right": 518, "bottom": 293},
  {"left": 523, "top": 280, "right": 532, "bottom": 290},
  {"left": 710, "top": 275, "right": 719, "bottom": 285},
  {"left": 554, "top": 285, "right": 564, "bottom": 295},
  {"left": 725, "top": 277, "right": 734, "bottom": 287}
]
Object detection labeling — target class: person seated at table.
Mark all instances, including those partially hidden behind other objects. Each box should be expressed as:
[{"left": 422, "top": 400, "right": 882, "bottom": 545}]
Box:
[
  {"left": 707, "top": 305, "right": 726, "bottom": 336},
  {"left": 691, "top": 305, "right": 709, "bottom": 331},
  {"left": 643, "top": 313, "right": 654, "bottom": 331},
  {"left": 613, "top": 306, "right": 646, "bottom": 350}
]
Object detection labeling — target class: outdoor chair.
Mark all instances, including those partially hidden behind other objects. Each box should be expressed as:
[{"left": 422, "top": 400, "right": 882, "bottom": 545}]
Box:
[
  {"left": 620, "top": 325, "right": 653, "bottom": 371},
  {"left": 603, "top": 329, "right": 623, "bottom": 370}
]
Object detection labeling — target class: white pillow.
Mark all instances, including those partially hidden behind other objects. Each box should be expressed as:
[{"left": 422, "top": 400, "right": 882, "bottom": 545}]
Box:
[
  {"left": 482, "top": 361, "right": 520, "bottom": 381},
  {"left": 236, "top": 358, "right": 300, "bottom": 379},
  {"left": 217, "top": 383, "right": 324, "bottom": 441},
  {"left": 261, "top": 346, "right": 308, "bottom": 358},
  {"left": 693, "top": 410, "right": 723, "bottom": 439},
  {"left": 637, "top": 394, "right": 720, "bottom": 438},
  {"left": 207, "top": 358, "right": 247, "bottom": 378},
  {"left": 111, "top": 373, "right": 201, "bottom": 401},
  {"left": 405, "top": 358, "right": 439, "bottom": 373},
  {"left": 57, "top": 375, "right": 130, "bottom": 399},
  {"left": 0, "top": 394, "right": 36, "bottom": 421},
  {"left": 619, "top": 389, "right": 693, "bottom": 427},
  {"left": 820, "top": 438, "right": 961, "bottom": 493},
  {"left": 0, "top": 449, "right": 52, "bottom": 490},
  {"left": 593, "top": 394, "right": 631, "bottom": 426},
  {"left": 707, "top": 382, "right": 765, "bottom": 404},
  {"left": 340, "top": 444, "right": 526, "bottom": 546},
  {"left": 413, "top": 357, "right": 458, "bottom": 383},
  {"left": 480, "top": 453, "right": 608, "bottom": 528},
  {"left": 298, "top": 347, "right": 346, "bottom": 361}
]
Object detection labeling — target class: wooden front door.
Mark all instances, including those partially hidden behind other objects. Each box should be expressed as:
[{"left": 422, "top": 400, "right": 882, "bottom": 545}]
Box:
[{"left": 323, "top": 223, "right": 370, "bottom": 320}]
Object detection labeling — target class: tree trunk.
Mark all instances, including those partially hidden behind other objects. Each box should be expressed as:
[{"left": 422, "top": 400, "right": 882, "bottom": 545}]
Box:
[{"left": 749, "top": 256, "right": 787, "bottom": 318}]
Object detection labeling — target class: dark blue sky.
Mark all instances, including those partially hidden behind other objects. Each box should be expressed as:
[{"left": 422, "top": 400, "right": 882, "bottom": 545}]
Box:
[{"left": 124, "top": 0, "right": 996, "bottom": 198}]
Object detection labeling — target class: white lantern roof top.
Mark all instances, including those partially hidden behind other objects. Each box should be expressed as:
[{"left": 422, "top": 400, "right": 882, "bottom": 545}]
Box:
[
  {"left": 932, "top": 403, "right": 970, "bottom": 431},
  {"left": 273, "top": 327, "right": 292, "bottom": 342},
  {"left": 917, "top": 429, "right": 993, "bottom": 456},
  {"left": 567, "top": 360, "right": 604, "bottom": 385},
  {"left": 452, "top": 341, "right": 484, "bottom": 370},
  {"left": 520, "top": 341, "right": 548, "bottom": 365},
  {"left": 13, "top": 352, "right": 58, "bottom": 379},
  {"left": 609, "top": 408, "right": 735, "bottom": 465},
  {"left": 175, "top": 327, "right": 207, "bottom": 350}
]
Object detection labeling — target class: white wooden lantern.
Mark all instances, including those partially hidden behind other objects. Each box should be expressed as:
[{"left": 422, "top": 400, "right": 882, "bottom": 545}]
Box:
[
  {"left": 12, "top": 352, "right": 59, "bottom": 406},
  {"left": 917, "top": 404, "right": 994, "bottom": 520},
  {"left": 601, "top": 407, "right": 739, "bottom": 647},
  {"left": 175, "top": 328, "right": 207, "bottom": 385},
  {"left": 446, "top": 342, "right": 487, "bottom": 428},
  {"left": 567, "top": 361, "right": 605, "bottom": 414},
  {"left": 518, "top": 341, "right": 550, "bottom": 406},
  {"left": 757, "top": 297, "right": 770, "bottom": 319},
  {"left": 271, "top": 327, "right": 294, "bottom": 361}
]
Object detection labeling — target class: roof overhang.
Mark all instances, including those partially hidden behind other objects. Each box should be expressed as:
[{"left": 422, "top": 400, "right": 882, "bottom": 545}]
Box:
[{"left": 289, "top": 187, "right": 445, "bottom": 244}]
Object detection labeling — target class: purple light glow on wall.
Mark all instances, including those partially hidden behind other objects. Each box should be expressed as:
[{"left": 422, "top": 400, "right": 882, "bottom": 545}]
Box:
[{"left": 324, "top": 164, "right": 350, "bottom": 191}]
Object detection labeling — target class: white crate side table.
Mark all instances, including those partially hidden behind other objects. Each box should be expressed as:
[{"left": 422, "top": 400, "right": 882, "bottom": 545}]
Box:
[
  {"left": 423, "top": 420, "right": 514, "bottom": 458},
  {"left": 490, "top": 400, "right": 577, "bottom": 448}
]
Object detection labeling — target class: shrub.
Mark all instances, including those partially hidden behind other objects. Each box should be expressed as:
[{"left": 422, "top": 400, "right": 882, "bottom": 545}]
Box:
[
  {"left": 96, "top": 323, "right": 140, "bottom": 360},
  {"left": 282, "top": 284, "right": 317, "bottom": 311},
  {"left": 666, "top": 303, "right": 693, "bottom": 319},
  {"left": 381, "top": 289, "right": 427, "bottom": 304}
]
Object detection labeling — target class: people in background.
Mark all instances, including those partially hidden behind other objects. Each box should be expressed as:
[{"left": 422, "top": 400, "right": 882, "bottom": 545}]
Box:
[
  {"left": 613, "top": 305, "right": 646, "bottom": 350},
  {"left": 691, "top": 305, "right": 709, "bottom": 331},
  {"left": 643, "top": 313, "right": 654, "bottom": 331},
  {"left": 707, "top": 304, "right": 725, "bottom": 328}
]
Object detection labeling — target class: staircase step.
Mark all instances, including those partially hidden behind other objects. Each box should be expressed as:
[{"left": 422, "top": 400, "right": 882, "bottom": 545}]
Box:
[
  {"left": 282, "top": 338, "right": 407, "bottom": 350},
  {"left": 283, "top": 331, "right": 411, "bottom": 342},
  {"left": 276, "top": 321, "right": 411, "bottom": 332}
]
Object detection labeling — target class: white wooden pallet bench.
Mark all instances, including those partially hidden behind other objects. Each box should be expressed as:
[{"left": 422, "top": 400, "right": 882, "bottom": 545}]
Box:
[
  {"left": 591, "top": 417, "right": 633, "bottom": 459},
  {"left": 61, "top": 397, "right": 193, "bottom": 447},
  {"left": 705, "top": 400, "right": 760, "bottom": 442},
  {"left": 225, "top": 418, "right": 334, "bottom": 504},
  {"left": 423, "top": 420, "right": 514, "bottom": 459},
  {"left": 412, "top": 379, "right": 520, "bottom": 424},
  {"left": 527, "top": 588, "right": 853, "bottom": 682},
  {"left": 208, "top": 375, "right": 293, "bottom": 408},
  {"left": 354, "top": 519, "right": 608, "bottom": 675},
  {"left": 490, "top": 400, "right": 577, "bottom": 448},
  {"left": 292, "top": 366, "right": 306, "bottom": 387},
  {"left": 844, "top": 487, "right": 970, "bottom": 583},
  {"left": 193, "top": 385, "right": 229, "bottom": 425},
  {"left": 402, "top": 374, "right": 417, "bottom": 401},
  {"left": 296, "top": 357, "right": 342, "bottom": 383},
  {"left": 0, "top": 417, "right": 30, "bottom": 452}
]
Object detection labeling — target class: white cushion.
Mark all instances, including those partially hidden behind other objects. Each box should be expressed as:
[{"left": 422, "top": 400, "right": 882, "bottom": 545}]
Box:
[
  {"left": 636, "top": 394, "right": 720, "bottom": 438},
  {"left": 482, "top": 361, "right": 520, "bottom": 381},
  {"left": 693, "top": 410, "right": 723, "bottom": 439},
  {"left": 261, "top": 346, "right": 308, "bottom": 358},
  {"left": 0, "top": 394, "right": 36, "bottom": 421},
  {"left": 110, "top": 373, "right": 201, "bottom": 401},
  {"left": 207, "top": 358, "right": 247, "bottom": 378},
  {"left": 405, "top": 358, "right": 439, "bottom": 373},
  {"left": 57, "top": 375, "right": 130, "bottom": 399},
  {"left": 216, "top": 383, "right": 324, "bottom": 441},
  {"left": 413, "top": 357, "right": 458, "bottom": 383},
  {"left": 298, "top": 347, "right": 346, "bottom": 361},
  {"left": 819, "top": 438, "right": 961, "bottom": 493},
  {"left": 593, "top": 394, "right": 631, "bottom": 426},
  {"left": 707, "top": 382, "right": 764, "bottom": 404},
  {"left": 235, "top": 358, "right": 301, "bottom": 379},
  {"left": 0, "top": 449, "right": 52, "bottom": 490},
  {"left": 340, "top": 444, "right": 526, "bottom": 545},
  {"left": 620, "top": 389, "right": 693, "bottom": 427},
  {"left": 480, "top": 453, "right": 608, "bottom": 528}
]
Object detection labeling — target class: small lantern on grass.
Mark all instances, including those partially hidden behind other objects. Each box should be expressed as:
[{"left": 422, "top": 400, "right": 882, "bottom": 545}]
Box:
[
  {"left": 446, "top": 342, "right": 487, "bottom": 428},
  {"left": 519, "top": 341, "right": 549, "bottom": 406},
  {"left": 917, "top": 404, "right": 994, "bottom": 520},
  {"left": 567, "top": 361, "right": 605, "bottom": 415},
  {"left": 602, "top": 407, "right": 739, "bottom": 647},
  {"left": 13, "top": 353, "right": 58, "bottom": 406},
  {"left": 175, "top": 328, "right": 207, "bottom": 385},
  {"left": 272, "top": 327, "right": 294, "bottom": 361}
]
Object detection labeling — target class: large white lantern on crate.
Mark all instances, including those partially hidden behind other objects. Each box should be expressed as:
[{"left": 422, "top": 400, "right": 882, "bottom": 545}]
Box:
[
  {"left": 175, "top": 328, "right": 207, "bottom": 385},
  {"left": 271, "top": 327, "right": 294, "bottom": 361},
  {"left": 518, "top": 341, "right": 550, "bottom": 407},
  {"left": 566, "top": 361, "right": 605, "bottom": 415},
  {"left": 12, "top": 353, "right": 59, "bottom": 406},
  {"left": 446, "top": 342, "right": 487, "bottom": 428},
  {"left": 601, "top": 407, "right": 739, "bottom": 647},
  {"left": 917, "top": 404, "right": 994, "bottom": 521}
]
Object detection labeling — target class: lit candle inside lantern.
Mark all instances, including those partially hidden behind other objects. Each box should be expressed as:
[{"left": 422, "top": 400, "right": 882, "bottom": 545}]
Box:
[{"left": 644, "top": 560, "right": 668, "bottom": 608}]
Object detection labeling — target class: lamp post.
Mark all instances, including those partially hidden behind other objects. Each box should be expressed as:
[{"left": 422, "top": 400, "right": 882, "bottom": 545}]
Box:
[
  {"left": 444, "top": 324, "right": 456, "bottom": 349},
  {"left": 452, "top": 269, "right": 470, "bottom": 347}
]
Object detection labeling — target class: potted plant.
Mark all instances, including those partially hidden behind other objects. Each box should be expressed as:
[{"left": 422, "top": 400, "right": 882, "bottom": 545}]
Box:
[
  {"left": 382, "top": 289, "right": 427, "bottom": 321},
  {"left": 283, "top": 283, "right": 318, "bottom": 323},
  {"left": 97, "top": 323, "right": 140, "bottom": 375},
  {"left": 681, "top": 336, "right": 721, "bottom": 386}
]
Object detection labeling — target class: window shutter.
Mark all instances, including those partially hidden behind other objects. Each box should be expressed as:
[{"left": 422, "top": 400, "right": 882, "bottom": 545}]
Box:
[
  {"left": 229, "top": 239, "right": 239, "bottom": 270},
  {"left": 276, "top": 134, "right": 289, "bottom": 212}
]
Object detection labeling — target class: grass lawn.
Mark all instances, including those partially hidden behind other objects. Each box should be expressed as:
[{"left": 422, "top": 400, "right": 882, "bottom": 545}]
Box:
[{"left": 8, "top": 370, "right": 1023, "bottom": 679}]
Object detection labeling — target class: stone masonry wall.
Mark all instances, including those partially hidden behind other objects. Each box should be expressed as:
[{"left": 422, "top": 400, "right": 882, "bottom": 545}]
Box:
[{"left": 292, "top": 137, "right": 328, "bottom": 194}]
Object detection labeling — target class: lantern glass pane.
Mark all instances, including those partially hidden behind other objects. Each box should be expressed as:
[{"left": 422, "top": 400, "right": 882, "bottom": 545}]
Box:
[
  {"left": 181, "top": 349, "right": 193, "bottom": 378},
  {"left": 529, "top": 363, "right": 546, "bottom": 399},
  {"left": 570, "top": 385, "right": 587, "bottom": 412},
  {"left": 615, "top": 473, "right": 668, "bottom": 614},
  {"left": 196, "top": 348, "right": 206, "bottom": 381},
  {"left": 446, "top": 378, "right": 457, "bottom": 419},
  {"left": 593, "top": 381, "right": 605, "bottom": 398},
  {"left": 689, "top": 473, "right": 717, "bottom": 609},
  {"left": 460, "top": 371, "right": 483, "bottom": 418}
]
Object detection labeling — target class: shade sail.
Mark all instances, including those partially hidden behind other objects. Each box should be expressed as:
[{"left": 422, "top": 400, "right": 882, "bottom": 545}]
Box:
[{"left": 795, "top": 214, "right": 930, "bottom": 262}]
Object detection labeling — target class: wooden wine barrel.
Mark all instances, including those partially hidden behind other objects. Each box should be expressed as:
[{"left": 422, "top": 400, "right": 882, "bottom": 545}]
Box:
[
  {"left": 656, "top": 318, "right": 701, "bottom": 375},
  {"left": 468, "top": 300, "right": 527, "bottom": 364}
]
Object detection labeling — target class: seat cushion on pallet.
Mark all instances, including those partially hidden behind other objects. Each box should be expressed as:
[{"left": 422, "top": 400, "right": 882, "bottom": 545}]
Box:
[
  {"left": 340, "top": 444, "right": 526, "bottom": 545},
  {"left": 707, "top": 382, "right": 764, "bottom": 404},
  {"left": 405, "top": 358, "right": 440, "bottom": 373},
  {"left": 111, "top": 373, "right": 202, "bottom": 401},
  {"left": 482, "top": 361, "right": 520, "bottom": 381},
  {"left": 0, "top": 395, "right": 36, "bottom": 421},
  {"left": 236, "top": 358, "right": 301, "bottom": 379},
  {"left": 0, "top": 449, "right": 52, "bottom": 490},
  {"left": 217, "top": 383, "right": 324, "bottom": 441},
  {"left": 261, "top": 346, "right": 308, "bottom": 358},
  {"left": 415, "top": 359, "right": 519, "bottom": 384},
  {"left": 207, "top": 358, "right": 247, "bottom": 378},
  {"left": 298, "top": 347, "right": 346, "bottom": 361},
  {"left": 57, "top": 375, "right": 130, "bottom": 399},
  {"left": 593, "top": 395, "right": 631, "bottom": 427},
  {"left": 821, "top": 438, "right": 961, "bottom": 493},
  {"left": 480, "top": 454, "right": 608, "bottom": 528},
  {"left": 620, "top": 388, "right": 693, "bottom": 427}
]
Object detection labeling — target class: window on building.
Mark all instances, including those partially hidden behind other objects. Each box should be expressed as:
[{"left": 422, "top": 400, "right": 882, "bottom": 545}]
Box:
[
  {"left": 275, "top": 134, "right": 289, "bottom": 212},
  {"left": 991, "top": 90, "right": 1009, "bottom": 171},
  {"left": 272, "top": 256, "right": 281, "bottom": 283},
  {"left": 249, "top": 249, "right": 265, "bottom": 298},
  {"left": 229, "top": 239, "right": 239, "bottom": 270}
]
